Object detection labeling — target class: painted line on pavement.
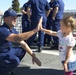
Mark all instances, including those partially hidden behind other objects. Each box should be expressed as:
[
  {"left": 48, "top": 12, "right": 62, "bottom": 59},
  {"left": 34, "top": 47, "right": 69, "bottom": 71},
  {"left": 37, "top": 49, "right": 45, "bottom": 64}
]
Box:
[
  {"left": 32, "top": 49, "right": 59, "bottom": 56},
  {"left": 41, "top": 50, "right": 59, "bottom": 56}
]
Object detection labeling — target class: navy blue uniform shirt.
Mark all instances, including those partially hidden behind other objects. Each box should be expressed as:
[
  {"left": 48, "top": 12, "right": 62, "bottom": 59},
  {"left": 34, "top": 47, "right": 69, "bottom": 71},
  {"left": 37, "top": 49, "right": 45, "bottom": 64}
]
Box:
[
  {"left": 53, "top": 0, "right": 64, "bottom": 20},
  {"left": 0, "top": 23, "right": 18, "bottom": 52},
  {"left": 29, "top": 0, "right": 50, "bottom": 22},
  {"left": 22, "top": 2, "right": 30, "bottom": 20}
]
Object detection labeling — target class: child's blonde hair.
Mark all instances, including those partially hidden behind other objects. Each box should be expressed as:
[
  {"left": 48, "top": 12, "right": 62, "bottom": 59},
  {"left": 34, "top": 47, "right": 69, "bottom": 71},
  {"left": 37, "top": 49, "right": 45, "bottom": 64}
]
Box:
[{"left": 62, "top": 16, "right": 76, "bottom": 31}]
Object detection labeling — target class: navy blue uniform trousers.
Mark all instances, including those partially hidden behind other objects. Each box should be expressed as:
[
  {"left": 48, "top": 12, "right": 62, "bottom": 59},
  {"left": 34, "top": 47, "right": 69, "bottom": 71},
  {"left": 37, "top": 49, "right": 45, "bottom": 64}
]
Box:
[
  {"left": 0, "top": 47, "right": 26, "bottom": 75},
  {"left": 52, "top": 19, "right": 60, "bottom": 45},
  {"left": 22, "top": 19, "right": 30, "bottom": 32},
  {"left": 44, "top": 20, "right": 53, "bottom": 45},
  {"left": 27, "top": 21, "right": 46, "bottom": 46}
]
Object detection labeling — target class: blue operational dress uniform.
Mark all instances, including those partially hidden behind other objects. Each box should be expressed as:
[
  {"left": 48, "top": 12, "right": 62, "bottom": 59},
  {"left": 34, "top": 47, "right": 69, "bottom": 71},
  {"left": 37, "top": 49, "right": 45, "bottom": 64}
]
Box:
[
  {"left": 27, "top": 0, "right": 50, "bottom": 51},
  {"left": 0, "top": 23, "right": 26, "bottom": 75},
  {"left": 44, "top": 1, "right": 54, "bottom": 46},
  {"left": 22, "top": 1, "right": 31, "bottom": 32},
  {"left": 51, "top": 0, "right": 64, "bottom": 49}
]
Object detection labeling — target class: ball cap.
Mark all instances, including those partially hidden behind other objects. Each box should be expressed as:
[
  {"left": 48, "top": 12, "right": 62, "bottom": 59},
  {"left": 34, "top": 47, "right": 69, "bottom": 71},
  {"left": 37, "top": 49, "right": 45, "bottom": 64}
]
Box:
[{"left": 4, "top": 9, "right": 17, "bottom": 18}]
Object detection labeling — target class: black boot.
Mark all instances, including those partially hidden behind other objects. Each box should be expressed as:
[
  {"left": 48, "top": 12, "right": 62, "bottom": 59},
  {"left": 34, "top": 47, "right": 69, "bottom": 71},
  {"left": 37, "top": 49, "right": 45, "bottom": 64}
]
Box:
[
  {"left": 38, "top": 46, "right": 42, "bottom": 52},
  {"left": 50, "top": 45, "right": 58, "bottom": 50}
]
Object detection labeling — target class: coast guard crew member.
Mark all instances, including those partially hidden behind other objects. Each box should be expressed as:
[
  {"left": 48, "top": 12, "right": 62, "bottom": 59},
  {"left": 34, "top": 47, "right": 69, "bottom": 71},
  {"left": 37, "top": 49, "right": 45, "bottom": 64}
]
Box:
[
  {"left": 27, "top": 0, "right": 50, "bottom": 52},
  {"left": 50, "top": 0, "right": 64, "bottom": 49},
  {"left": 22, "top": 1, "right": 31, "bottom": 32},
  {"left": 44, "top": 0, "right": 54, "bottom": 46},
  {"left": 0, "top": 9, "right": 41, "bottom": 75}
]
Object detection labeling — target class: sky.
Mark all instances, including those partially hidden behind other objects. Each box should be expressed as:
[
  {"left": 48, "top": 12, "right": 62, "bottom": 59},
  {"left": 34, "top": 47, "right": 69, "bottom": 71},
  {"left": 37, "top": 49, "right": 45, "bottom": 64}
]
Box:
[{"left": 0, "top": 0, "right": 76, "bottom": 13}]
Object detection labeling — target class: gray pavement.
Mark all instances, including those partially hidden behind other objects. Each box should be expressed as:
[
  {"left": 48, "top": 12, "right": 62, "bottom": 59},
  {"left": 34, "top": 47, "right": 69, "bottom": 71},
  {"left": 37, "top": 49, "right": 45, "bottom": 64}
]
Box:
[{"left": 13, "top": 47, "right": 76, "bottom": 75}]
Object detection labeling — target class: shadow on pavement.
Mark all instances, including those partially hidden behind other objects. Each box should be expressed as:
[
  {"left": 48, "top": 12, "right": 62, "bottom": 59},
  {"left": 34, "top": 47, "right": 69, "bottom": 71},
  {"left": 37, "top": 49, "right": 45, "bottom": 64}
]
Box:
[
  {"left": 14, "top": 66, "right": 64, "bottom": 75},
  {"left": 74, "top": 70, "right": 76, "bottom": 75}
]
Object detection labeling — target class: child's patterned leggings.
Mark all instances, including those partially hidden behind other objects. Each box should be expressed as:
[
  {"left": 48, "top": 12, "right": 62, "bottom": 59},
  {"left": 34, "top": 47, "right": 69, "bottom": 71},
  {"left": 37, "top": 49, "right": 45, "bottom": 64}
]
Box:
[{"left": 64, "top": 72, "right": 73, "bottom": 75}]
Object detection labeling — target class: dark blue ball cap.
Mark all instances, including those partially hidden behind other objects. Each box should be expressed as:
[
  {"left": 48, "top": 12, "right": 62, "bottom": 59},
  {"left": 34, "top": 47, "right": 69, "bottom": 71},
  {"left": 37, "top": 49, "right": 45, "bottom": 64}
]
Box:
[{"left": 4, "top": 9, "right": 17, "bottom": 18}]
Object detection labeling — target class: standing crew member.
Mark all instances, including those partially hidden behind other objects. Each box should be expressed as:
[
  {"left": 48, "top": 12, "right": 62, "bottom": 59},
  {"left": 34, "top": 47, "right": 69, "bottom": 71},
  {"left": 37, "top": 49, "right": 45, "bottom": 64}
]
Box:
[
  {"left": 50, "top": 0, "right": 65, "bottom": 49},
  {"left": 27, "top": 0, "right": 50, "bottom": 52},
  {"left": 22, "top": 1, "right": 31, "bottom": 32}
]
